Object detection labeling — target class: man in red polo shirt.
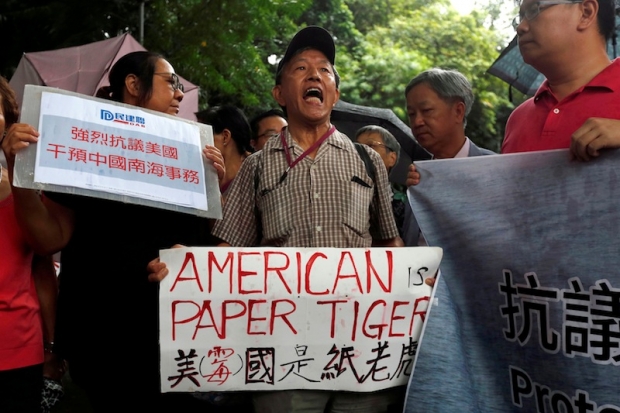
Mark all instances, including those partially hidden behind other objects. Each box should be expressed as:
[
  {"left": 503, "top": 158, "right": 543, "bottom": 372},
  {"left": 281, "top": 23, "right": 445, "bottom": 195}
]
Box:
[{"left": 502, "top": 0, "right": 620, "bottom": 158}]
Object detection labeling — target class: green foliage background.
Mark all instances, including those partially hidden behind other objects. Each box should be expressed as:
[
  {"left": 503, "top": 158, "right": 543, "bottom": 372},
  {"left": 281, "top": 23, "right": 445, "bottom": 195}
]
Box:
[{"left": 0, "top": 0, "right": 527, "bottom": 152}]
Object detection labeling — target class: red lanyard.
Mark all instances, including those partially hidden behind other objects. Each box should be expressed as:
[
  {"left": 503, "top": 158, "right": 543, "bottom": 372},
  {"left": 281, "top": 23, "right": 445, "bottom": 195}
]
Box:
[
  {"left": 278, "top": 125, "right": 335, "bottom": 185},
  {"left": 280, "top": 125, "right": 335, "bottom": 170},
  {"left": 220, "top": 178, "right": 233, "bottom": 194}
]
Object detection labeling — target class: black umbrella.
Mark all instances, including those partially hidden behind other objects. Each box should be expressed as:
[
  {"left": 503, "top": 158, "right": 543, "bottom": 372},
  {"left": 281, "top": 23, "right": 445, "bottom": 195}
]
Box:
[
  {"left": 486, "top": 35, "right": 545, "bottom": 96},
  {"left": 330, "top": 99, "right": 431, "bottom": 185},
  {"left": 487, "top": 11, "right": 620, "bottom": 96}
]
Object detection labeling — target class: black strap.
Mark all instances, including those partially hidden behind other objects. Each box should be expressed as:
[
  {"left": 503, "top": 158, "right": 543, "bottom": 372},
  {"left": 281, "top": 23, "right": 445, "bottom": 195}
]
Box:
[
  {"left": 253, "top": 152, "right": 263, "bottom": 245},
  {"left": 354, "top": 142, "right": 376, "bottom": 183},
  {"left": 252, "top": 143, "right": 376, "bottom": 245},
  {"left": 255, "top": 143, "right": 377, "bottom": 189}
]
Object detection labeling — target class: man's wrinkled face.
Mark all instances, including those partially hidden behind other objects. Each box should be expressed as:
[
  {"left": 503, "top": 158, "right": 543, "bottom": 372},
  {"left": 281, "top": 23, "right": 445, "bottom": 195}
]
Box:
[
  {"left": 355, "top": 132, "right": 396, "bottom": 171},
  {"left": 272, "top": 49, "right": 339, "bottom": 123},
  {"left": 406, "top": 83, "right": 463, "bottom": 156}
]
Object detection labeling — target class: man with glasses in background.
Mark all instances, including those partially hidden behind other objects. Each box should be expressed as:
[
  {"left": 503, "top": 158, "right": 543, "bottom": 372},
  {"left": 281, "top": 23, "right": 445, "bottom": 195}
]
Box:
[
  {"left": 354, "top": 125, "right": 401, "bottom": 173},
  {"left": 354, "top": 125, "right": 408, "bottom": 238},
  {"left": 249, "top": 108, "right": 287, "bottom": 151},
  {"left": 502, "top": 0, "right": 620, "bottom": 158}
]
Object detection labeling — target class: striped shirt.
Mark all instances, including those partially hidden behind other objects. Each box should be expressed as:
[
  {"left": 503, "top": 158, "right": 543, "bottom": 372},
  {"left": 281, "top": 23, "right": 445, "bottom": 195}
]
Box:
[{"left": 212, "top": 128, "right": 398, "bottom": 248}]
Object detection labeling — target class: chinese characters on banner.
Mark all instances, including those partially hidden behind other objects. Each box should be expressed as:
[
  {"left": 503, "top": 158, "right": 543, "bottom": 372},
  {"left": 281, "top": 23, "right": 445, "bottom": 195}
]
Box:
[
  {"left": 35, "top": 91, "right": 208, "bottom": 211},
  {"left": 158, "top": 247, "right": 443, "bottom": 392},
  {"left": 403, "top": 150, "right": 620, "bottom": 412}
]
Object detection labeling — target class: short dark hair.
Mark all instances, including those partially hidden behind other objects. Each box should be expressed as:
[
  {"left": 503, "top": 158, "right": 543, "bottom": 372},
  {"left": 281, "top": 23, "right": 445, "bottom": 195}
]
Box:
[
  {"left": 0, "top": 76, "right": 19, "bottom": 128},
  {"left": 96, "top": 51, "right": 163, "bottom": 107},
  {"left": 597, "top": 0, "right": 616, "bottom": 40},
  {"left": 197, "top": 105, "right": 253, "bottom": 155},
  {"left": 249, "top": 108, "right": 286, "bottom": 139}
]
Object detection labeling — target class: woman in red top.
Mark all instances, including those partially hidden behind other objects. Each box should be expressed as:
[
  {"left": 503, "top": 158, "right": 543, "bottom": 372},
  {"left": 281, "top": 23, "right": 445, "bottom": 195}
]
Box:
[
  {"left": 0, "top": 76, "right": 62, "bottom": 413},
  {"left": 2, "top": 52, "right": 226, "bottom": 412}
]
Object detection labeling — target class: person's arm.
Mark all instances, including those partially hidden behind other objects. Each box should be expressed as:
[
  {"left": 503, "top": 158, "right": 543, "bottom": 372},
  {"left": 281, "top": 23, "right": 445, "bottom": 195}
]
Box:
[
  {"left": 570, "top": 118, "right": 620, "bottom": 161},
  {"left": 2, "top": 123, "right": 75, "bottom": 255},
  {"left": 32, "top": 254, "right": 65, "bottom": 381}
]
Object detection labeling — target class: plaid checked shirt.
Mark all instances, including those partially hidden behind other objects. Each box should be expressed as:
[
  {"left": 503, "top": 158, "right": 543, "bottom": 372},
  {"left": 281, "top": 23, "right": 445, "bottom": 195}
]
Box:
[{"left": 212, "top": 128, "right": 398, "bottom": 248}]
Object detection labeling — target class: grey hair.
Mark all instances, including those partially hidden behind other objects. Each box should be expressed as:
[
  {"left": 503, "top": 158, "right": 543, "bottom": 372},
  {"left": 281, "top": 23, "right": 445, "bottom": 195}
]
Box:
[
  {"left": 404, "top": 68, "right": 474, "bottom": 128},
  {"left": 354, "top": 125, "right": 401, "bottom": 163}
]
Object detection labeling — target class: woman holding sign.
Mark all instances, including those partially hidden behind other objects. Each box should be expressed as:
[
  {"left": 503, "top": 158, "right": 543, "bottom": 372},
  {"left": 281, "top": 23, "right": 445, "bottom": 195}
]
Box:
[{"left": 2, "top": 52, "right": 225, "bottom": 412}]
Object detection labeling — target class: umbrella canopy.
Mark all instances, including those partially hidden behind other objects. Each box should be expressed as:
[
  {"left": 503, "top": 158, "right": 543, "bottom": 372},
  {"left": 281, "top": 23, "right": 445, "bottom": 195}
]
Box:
[
  {"left": 330, "top": 99, "right": 431, "bottom": 185},
  {"left": 486, "top": 36, "right": 545, "bottom": 96},
  {"left": 487, "top": 12, "right": 620, "bottom": 96},
  {"left": 9, "top": 33, "right": 198, "bottom": 121}
]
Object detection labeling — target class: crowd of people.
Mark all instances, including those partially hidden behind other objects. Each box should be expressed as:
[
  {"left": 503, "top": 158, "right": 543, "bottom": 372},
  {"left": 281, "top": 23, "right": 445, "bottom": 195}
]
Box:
[{"left": 2, "top": 0, "right": 620, "bottom": 411}]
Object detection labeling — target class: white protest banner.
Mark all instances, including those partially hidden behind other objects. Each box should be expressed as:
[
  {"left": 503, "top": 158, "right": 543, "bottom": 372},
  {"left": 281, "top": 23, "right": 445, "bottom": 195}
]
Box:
[
  {"left": 158, "top": 246, "right": 442, "bottom": 393},
  {"left": 13, "top": 85, "right": 221, "bottom": 218},
  {"left": 403, "top": 150, "right": 620, "bottom": 412}
]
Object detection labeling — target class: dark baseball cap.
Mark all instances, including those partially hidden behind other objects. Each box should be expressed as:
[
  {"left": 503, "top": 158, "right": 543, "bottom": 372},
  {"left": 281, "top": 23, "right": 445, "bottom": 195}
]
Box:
[{"left": 276, "top": 26, "right": 336, "bottom": 82}]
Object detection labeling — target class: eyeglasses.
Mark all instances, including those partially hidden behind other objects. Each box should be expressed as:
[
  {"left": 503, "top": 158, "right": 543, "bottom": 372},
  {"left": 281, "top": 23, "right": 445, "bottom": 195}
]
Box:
[
  {"left": 258, "top": 132, "right": 280, "bottom": 140},
  {"left": 154, "top": 72, "right": 184, "bottom": 92},
  {"left": 365, "top": 141, "right": 393, "bottom": 152},
  {"left": 257, "top": 130, "right": 283, "bottom": 140},
  {"left": 512, "top": 1, "right": 581, "bottom": 30}
]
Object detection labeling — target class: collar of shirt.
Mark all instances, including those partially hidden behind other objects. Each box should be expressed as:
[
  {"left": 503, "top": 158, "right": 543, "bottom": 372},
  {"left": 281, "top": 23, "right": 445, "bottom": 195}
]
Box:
[
  {"left": 454, "top": 137, "right": 471, "bottom": 158},
  {"left": 264, "top": 126, "right": 350, "bottom": 153},
  {"left": 534, "top": 58, "right": 620, "bottom": 103}
]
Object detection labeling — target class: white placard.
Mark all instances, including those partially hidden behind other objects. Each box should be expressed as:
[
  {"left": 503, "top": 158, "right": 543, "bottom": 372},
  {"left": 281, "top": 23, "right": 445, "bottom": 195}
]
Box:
[
  {"left": 36, "top": 91, "right": 206, "bottom": 209},
  {"left": 13, "top": 86, "right": 222, "bottom": 218},
  {"left": 159, "top": 246, "right": 443, "bottom": 393}
]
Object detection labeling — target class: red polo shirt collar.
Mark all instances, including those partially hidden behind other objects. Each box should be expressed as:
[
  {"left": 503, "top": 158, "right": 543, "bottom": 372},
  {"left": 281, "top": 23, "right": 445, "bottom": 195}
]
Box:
[{"left": 533, "top": 58, "right": 620, "bottom": 102}]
